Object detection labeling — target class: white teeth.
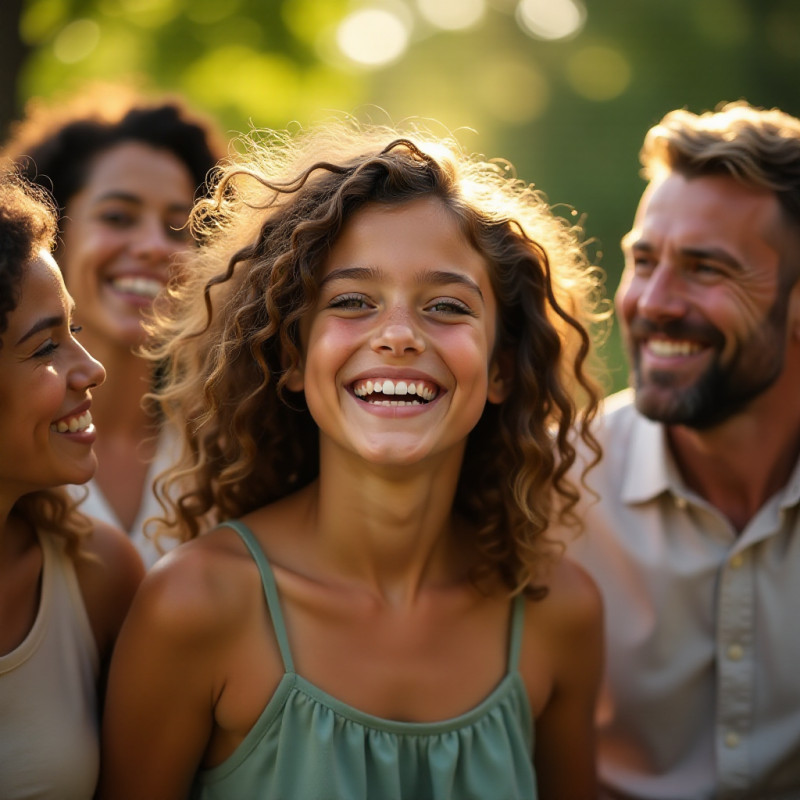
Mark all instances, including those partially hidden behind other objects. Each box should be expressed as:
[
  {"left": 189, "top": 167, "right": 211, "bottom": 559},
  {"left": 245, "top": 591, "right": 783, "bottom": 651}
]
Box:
[
  {"left": 647, "top": 339, "right": 701, "bottom": 357},
  {"left": 370, "top": 400, "right": 424, "bottom": 406},
  {"left": 353, "top": 378, "right": 438, "bottom": 403},
  {"left": 111, "top": 276, "right": 164, "bottom": 299},
  {"left": 51, "top": 411, "right": 93, "bottom": 434}
]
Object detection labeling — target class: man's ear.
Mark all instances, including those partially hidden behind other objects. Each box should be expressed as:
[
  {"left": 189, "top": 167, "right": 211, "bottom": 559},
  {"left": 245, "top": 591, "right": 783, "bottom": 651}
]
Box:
[{"left": 487, "top": 350, "right": 513, "bottom": 404}]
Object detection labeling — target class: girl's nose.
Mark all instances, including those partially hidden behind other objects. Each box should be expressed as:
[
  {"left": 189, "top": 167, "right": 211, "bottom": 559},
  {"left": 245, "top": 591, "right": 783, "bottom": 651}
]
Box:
[{"left": 371, "top": 310, "right": 426, "bottom": 356}]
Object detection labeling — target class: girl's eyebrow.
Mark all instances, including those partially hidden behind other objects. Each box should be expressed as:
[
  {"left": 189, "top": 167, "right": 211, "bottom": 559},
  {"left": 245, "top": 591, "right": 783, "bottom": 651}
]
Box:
[{"left": 320, "top": 266, "right": 484, "bottom": 300}]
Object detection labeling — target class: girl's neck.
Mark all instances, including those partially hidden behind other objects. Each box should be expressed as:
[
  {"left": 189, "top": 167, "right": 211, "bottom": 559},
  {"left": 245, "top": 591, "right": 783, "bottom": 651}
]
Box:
[{"left": 305, "top": 444, "right": 472, "bottom": 607}]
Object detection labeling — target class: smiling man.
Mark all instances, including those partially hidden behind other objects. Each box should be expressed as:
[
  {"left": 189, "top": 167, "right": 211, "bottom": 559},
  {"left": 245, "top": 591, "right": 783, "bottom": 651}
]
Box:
[{"left": 560, "top": 102, "right": 800, "bottom": 799}]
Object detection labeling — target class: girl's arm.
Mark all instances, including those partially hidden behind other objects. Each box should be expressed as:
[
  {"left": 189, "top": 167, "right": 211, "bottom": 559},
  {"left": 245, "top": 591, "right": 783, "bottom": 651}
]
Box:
[
  {"left": 97, "top": 544, "right": 233, "bottom": 800},
  {"left": 531, "top": 559, "right": 604, "bottom": 800}
]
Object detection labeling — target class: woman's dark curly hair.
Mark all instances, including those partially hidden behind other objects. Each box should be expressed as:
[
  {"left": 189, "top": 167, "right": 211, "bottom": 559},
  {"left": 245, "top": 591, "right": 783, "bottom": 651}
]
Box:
[
  {"left": 147, "top": 121, "right": 607, "bottom": 593},
  {"left": 0, "top": 169, "right": 90, "bottom": 554},
  {"left": 1, "top": 81, "right": 225, "bottom": 221}
]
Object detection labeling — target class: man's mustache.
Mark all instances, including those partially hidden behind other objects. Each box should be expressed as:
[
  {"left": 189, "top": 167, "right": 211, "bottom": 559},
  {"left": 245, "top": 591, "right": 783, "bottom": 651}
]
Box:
[{"left": 627, "top": 317, "right": 725, "bottom": 349}]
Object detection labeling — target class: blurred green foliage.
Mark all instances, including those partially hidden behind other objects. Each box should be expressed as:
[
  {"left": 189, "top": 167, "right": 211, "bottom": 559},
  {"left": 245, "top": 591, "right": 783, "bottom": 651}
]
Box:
[{"left": 5, "top": 0, "right": 800, "bottom": 393}]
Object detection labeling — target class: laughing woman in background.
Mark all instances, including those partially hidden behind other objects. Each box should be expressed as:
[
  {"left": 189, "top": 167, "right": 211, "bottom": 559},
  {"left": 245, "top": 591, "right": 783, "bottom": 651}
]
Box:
[
  {"left": 2, "top": 83, "right": 225, "bottom": 566},
  {"left": 0, "top": 169, "right": 143, "bottom": 799}
]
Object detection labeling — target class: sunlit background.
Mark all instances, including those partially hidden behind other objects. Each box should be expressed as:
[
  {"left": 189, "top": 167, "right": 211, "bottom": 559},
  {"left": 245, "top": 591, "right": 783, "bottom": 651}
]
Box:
[{"left": 3, "top": 0, "right": 800, "bottom": 391}]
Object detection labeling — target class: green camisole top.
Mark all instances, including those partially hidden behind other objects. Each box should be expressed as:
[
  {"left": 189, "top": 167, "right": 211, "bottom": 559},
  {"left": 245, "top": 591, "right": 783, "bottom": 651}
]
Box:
[{"left": 190, "top": 519, "right": 537, "bottom": 800}]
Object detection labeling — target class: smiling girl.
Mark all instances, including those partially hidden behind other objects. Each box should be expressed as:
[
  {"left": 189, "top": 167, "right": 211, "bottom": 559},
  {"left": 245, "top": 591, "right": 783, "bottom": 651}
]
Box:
[
  {"left": 100, "top": 122, "right": 605, "bottom": 799},
  {"left": 0, "top": 170, "right": 144, "bottom": 799}
]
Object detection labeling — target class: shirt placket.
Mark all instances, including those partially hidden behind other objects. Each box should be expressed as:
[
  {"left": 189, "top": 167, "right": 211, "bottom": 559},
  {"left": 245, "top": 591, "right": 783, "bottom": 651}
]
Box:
[{"left": 715, "top": 545, "right": 754, "bottom": 797}]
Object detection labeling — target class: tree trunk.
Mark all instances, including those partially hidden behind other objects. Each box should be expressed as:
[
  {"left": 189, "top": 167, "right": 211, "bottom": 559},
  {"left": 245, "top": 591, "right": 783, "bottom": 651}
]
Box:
[{"left": 0, "top": 0, "right": 29, "bottom": 140}]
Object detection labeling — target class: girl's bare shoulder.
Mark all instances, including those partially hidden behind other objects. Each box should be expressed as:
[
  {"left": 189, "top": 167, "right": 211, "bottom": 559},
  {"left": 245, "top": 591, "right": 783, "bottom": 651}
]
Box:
[
  {"left": 523, "top": 554, "right": 603, "bottom": 645},
  {"left": 128, "top": 524, "right": 264, "bottom": 645}
]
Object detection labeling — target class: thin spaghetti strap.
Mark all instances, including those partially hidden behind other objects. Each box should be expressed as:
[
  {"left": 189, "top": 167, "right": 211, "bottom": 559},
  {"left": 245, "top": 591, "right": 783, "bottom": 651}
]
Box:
[
  {"left": 507, "top": 593, "right": 526, "bottom": 672},
  {"left": 218, "top": 520, "right": 295, "bottom": 673}
]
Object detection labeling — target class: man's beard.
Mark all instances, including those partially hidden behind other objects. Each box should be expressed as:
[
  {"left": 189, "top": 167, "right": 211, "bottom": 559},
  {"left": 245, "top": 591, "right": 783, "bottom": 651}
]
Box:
[{"left": 627, "top": 295, "right": 789, "bottom": 430}]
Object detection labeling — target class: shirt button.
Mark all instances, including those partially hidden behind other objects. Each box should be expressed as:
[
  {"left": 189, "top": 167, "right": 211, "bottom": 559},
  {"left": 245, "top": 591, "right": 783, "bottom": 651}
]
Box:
[
  {"left": 727, "top": 644, "right": 744, "bottom": 661},
  {"left": 729, "top": 554, "right": 745, "bottom": 569},
  {"left": 724, "top": 732, "right": 740, "bottom": 749}
]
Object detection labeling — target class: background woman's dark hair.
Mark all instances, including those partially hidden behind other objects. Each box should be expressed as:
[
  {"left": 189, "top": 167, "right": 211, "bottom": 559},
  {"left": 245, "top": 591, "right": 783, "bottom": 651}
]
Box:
[
  {"left": 1, "top": 82, "right": 225, "bottom": 220},
  {"left": 0, "top": 168, "right": 56, "bottom": 339},
  {"left": 0, "top": 168, "right": 91, "bottom": 553}
]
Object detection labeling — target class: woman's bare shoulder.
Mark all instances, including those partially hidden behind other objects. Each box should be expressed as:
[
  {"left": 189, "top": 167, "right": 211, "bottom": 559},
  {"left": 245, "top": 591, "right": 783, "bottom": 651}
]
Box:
[
  {"left": 73, "top": 519, "right": 145, "bottom": 657},
  {"left": 524, "top": 555, "right": 603, "bottom": 642}
]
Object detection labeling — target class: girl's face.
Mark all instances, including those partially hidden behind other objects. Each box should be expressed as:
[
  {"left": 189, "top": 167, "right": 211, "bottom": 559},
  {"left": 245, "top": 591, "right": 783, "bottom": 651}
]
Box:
[
  {"left": 58, "top": 141, "right": 196, "bottom": 351},
  {"left": 288, "top": 196, "right": 508, "bottom": 469},
  {"left": 0, "top": 252, "right": 106, "bottom": 498}
]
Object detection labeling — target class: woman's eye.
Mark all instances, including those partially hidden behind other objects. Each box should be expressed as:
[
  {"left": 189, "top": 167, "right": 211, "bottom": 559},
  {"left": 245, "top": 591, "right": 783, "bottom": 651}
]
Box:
[
  {"left": 329, "top": 293, "right": 371, "bottom": 310},
  {"left": 100, "top": 210, "right": 134, "bottom": 228},
  {"left": 33, "top": 340, "right": 58, "bottom": 358},
  {"left": 70, "top": 325, "right": 83, "bottom": 336}
]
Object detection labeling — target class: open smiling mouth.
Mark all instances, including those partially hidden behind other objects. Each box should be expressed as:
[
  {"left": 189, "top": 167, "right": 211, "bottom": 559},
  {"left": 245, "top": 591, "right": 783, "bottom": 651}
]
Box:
[
  {"left": 352, "top": 378, "right": 440, "bottom": 406},
  {"left": 110, "top": 275, "right": 165, "bottom": 300}
]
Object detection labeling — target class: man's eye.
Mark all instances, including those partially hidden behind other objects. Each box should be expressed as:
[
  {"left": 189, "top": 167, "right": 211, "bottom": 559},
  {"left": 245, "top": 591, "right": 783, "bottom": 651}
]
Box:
[{"left": 691, "top": 262, "right": 722, "bottom": 276}]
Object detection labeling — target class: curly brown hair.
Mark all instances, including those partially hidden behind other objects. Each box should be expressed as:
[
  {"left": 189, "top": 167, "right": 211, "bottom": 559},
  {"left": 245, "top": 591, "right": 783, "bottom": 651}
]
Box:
[
  {"left": 0, "top": 169, "right": 91, "bottom": 554},
  {"left": 147, "top": 120, "right": 606, "bottom": 592}
]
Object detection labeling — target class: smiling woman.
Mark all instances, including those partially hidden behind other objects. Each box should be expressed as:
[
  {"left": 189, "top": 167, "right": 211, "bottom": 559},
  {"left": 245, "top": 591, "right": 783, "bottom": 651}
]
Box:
[
  {"left": 99, "top": 120, "right": 607, "bottom": 800},
  {"left": 1, "top": 83, "right": 225, "bottom": 566},
  {"left": 0, "top": 168, "right": 143, "bottom": 800}
]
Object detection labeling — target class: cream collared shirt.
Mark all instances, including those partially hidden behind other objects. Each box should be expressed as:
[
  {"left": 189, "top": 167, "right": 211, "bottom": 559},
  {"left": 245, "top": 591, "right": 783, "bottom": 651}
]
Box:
[{"left": 561, "top": 389, "right": 800, "bottom": 800}]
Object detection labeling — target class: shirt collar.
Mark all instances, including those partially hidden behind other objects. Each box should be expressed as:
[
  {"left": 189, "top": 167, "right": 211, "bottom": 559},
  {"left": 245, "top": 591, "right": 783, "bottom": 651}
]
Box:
[
  {"left": 621, "top": 410, "right": 682, "bottom": 504},
  {"left": 619, "top": 404, "right": 800, "bottom": 511}
]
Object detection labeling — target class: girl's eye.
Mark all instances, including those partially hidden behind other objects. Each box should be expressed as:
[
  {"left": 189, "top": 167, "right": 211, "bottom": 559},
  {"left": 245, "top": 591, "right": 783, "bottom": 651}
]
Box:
[
  {"left": 427, "top": 298, "right": 474, "bottom": 316},
  {"left": 70, "top": 325, "right": 83, "bottom": 336},
  {"left": 329, "top": 293, "right": 371, "bottom": 310}
]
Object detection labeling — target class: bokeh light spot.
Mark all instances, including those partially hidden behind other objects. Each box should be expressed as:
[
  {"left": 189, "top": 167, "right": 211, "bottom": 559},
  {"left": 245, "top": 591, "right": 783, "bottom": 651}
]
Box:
[
  {"left": 691, "top": 0, "right": 749, "bottom": 47},
  {"left": 336, "top": 8, "right": 410, "bottom": 67},
  {"left": 516, "top": 0, "right": 586, "bottom": 41},
  {"left": 114, "top": 0, "right": 180, "bottom": 27},
  {"left": 475, "top": 58, "right": 549, "bottom": 123},
  {"left": 566, "top": 45, "right": 630, "bottom": 101},
  {"left": 53, "top": 19, "right": 100, "bottom": 64},
  {"left": 417, "top": 0, "right": 486, "bottom": 31}
]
